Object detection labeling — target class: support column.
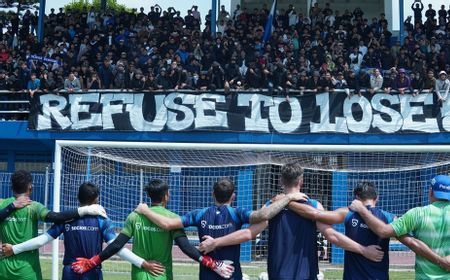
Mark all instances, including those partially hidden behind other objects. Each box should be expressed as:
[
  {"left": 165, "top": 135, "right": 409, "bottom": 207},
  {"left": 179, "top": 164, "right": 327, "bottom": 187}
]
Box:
[
  {"left": 211, "top": 0, "right": 217, "bottom": 37},
  {"left": 384, "top": 0, "right": 394, "bottom": 32},
  {"left": 331, "top": 171, "right": 347, "bottom": 264},
  {"left": 237, "top": 166, "right": 253, "bottom": 262},
  {"left": 37, "top": 0, "right": 46, "bottom": 43}
]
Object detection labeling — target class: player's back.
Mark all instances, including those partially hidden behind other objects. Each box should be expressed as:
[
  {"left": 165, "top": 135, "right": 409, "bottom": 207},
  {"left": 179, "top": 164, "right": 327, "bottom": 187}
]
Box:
[
  {"left": 0, "top": 198, "right": 49, "bottom": 280},
  {"left": 47, "top": 215, "right": 113, "bottom": 265},
  {"left": 122, "top": 205, "right": 185, "bottom": 280},
  {"left": 182, "top": 205, "right": 251, "bottom": 280},
  {"left": 267, "top": 199, "right": 319, "bottom": 280},
  {"left": 343, "top": 206, "right": 393, "bottom": 280}
]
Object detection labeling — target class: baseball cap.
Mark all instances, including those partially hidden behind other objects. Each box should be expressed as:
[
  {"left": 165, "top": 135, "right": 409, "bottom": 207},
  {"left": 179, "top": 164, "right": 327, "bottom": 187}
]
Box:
[
  {"left": 439, "top": 71, "right": 447, "bottom": 76},
  {"left": 431, "top": 175, "right": 450, "bottom": 201}
]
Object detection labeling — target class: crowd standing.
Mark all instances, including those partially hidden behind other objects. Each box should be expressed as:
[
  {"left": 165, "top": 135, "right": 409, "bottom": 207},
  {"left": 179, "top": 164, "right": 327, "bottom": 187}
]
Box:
[{"left": 0, "top": 2, "right": 449, "bottom": 120}]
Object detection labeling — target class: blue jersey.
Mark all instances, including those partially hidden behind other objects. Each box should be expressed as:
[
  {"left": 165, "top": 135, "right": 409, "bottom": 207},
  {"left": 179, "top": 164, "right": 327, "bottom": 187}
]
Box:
[
  {"left": 47, "top": 216, "right": 116, "bottom": 265},
  {"left": 268, "top": 199, "right": 319, "bottom": 280},
  {"left": 181, "top": 205, "right": 252, "bottom": 280},
  {"left": 343, "top": 206, "right": 395, "bottom": 280}
]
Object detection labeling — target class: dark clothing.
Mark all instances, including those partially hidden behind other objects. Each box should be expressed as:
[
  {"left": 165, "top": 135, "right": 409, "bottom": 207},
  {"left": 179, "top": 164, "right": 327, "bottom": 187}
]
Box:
[
  {"left": 268, "top": 199, "right": 319, "bottom": 280},
  {"left": 343, "top": 207, "right": 394, "bottom": 280}
]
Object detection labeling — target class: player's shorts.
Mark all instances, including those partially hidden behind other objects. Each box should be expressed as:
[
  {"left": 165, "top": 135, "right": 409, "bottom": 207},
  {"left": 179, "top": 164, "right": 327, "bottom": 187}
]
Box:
[{"left": 62, "top": 265, "right": 103, "bottom": 280}]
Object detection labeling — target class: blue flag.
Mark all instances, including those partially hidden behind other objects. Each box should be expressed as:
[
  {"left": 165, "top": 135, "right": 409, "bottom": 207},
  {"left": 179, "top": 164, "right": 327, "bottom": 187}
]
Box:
[{"left": 262, "top": 0, "right": 277, "bottom": 43}]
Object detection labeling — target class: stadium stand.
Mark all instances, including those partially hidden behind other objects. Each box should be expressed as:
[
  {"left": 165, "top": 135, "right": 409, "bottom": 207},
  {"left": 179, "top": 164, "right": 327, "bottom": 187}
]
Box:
[{"left": 0, "top": 2, "right": 448, "bottom": 120}]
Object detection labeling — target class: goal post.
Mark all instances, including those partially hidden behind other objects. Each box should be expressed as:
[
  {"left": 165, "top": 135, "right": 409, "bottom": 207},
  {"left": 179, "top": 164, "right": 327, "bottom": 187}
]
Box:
[{"left": 51, "top": 140, "right": 450, "bottom": 279}]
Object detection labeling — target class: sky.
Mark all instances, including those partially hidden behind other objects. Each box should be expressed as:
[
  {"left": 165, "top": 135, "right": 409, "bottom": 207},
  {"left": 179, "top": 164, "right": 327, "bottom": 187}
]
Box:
[{"left": 43, "top": 0, "right": 446, "bottom": 31}]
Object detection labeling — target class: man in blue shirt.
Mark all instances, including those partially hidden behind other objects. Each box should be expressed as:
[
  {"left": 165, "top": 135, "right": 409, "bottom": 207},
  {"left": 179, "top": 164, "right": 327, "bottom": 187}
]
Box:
[
  {"left": 2, "top": 182, "right": 158, "bottom": 280},
  {"left": 135, "top": 177, "right": 308, "bottom": 280},
  {"left": 27, "top": 72, "right": 40, "bottom": 98}
]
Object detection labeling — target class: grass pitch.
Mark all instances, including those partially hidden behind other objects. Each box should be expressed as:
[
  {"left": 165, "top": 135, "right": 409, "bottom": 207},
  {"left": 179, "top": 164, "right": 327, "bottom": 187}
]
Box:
[{"left": 39, "top": 259, "right": 414, "bottom": 279}]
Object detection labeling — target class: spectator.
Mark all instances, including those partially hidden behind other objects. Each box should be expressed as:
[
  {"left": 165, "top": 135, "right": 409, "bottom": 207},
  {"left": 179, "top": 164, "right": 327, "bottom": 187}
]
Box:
[
  {"left": 112, "top": 63, "right": 130, "bottom": 90},
  {"left": 64, "top": 73, "right": 81, "bottom": 92},
  {"left": 27, "top": 73, "right": 40, "bottom": 98},
  {"left": 98, "top": 59, "right": 114, "bottom": 89},
  {"left": 422, "top": 70, "right": 436, "bottom": 93},
  {"left": 394, "top": 68, "right": 412, "bottom": 94},
  {"left": 156, "top": 68, "right": 173, "bottom": 90},
  {"left": 382, "top": 71, "right": 396, "bottom": 93},
  {"left": 196, "top": 71, "right": 210, "bottom": 90},
  {"left": 319, "top": 72, "right": 334, "bottom": 92},
  {"left": 306, "top": 71, "right": 321, "bottom": 92},
  {"left": 130, "top": 71, "right": 146, "bottom": 91},
  {"left": 425, "top": 4, "right": 436, "bottom": 21},
  {"left": 435, "top": 71, "right": 450, "bottom": 103},
  {"left": 410, "top": 72, "right": 423, "bottom": 96},
  {"left": 332, "top": 72, "right": 350, "bottom": 98},
  {"left": 411, "top": 1, "right": 424, "bottom": 24},
  {"left": 346, "top": 69, "right": 361, "bottom": 96},
  {"left": 144, "top": 73, "right": 158, "bottom": 91},
  {"left": 40, "top": 71, "right": 56, "bottom": 93},
  {"left": 87, "top": 73, "right": 102, "bottom": 90},
  {"left": 369, "top": 69, "right": 383, "bottom": 94},
  {"left": 18, "top": 62, "right": 31, "bottom": 90}
]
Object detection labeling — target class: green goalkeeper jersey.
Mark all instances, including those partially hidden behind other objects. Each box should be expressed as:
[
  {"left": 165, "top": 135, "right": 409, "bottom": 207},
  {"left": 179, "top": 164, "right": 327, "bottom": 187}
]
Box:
[
  {"left": 121, "top": 205, "right": 185, "bottom": 280},
  {"left": 391, "top": 201, "right": 450, "bottom": 280},
  {"left": 0, "top": 197, "right": 50, "bottom": 280}
]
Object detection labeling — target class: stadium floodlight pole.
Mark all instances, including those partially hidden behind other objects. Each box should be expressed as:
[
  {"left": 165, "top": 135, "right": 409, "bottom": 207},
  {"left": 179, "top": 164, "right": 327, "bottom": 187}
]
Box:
[
  {"left": 211, "top": 0, "right": 217, "bottom": 37},
  {"left": 52, "top": 142, "right": 62, "bottom": 280},
  {"left": 399, "top": 0, "right": 405, "bottom": 43},
  {"left": 37, "top": 0, "right": 46, "bottom": 43}
]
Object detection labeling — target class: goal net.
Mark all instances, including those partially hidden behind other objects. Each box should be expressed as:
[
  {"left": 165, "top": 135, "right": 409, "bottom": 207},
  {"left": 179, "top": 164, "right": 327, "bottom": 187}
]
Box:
[{"left": 51, "top": 141, "right": 450, "bottom": 279}]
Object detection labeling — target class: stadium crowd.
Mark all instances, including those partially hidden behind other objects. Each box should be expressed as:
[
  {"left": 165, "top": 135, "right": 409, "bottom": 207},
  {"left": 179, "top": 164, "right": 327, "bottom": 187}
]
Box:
[{"left": 0, "top": 2, "right": 449, "bottom": 119}]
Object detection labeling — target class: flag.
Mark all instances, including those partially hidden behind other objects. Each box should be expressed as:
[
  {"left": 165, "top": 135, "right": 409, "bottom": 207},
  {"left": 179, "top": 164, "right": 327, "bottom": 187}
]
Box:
[{"left": 262, "top": 0, "right": 277, "bottom": 43}]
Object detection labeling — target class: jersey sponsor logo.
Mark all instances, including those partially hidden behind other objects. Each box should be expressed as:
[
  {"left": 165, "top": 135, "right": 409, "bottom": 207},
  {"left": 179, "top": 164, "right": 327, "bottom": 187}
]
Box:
[
  {"left": 135, "top": 222, "right": 165, "bottom": 232},
  {"left": 66, "top": 225, "right": 99, "bottom": 232},
  {"left": 5, "top": 216, "right": 27, "bottom": 222},
  {"left": 351, "top": 218, "right": 368, "bottom": 229},
  {"left": 200, "top": 220, "right": 233, "bottom": 230}
]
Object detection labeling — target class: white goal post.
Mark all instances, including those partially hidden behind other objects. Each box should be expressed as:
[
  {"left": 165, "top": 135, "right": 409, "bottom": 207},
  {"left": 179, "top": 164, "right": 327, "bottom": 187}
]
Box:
[{"left": 51, "top": 140, "right": 450, "bottom": 279}]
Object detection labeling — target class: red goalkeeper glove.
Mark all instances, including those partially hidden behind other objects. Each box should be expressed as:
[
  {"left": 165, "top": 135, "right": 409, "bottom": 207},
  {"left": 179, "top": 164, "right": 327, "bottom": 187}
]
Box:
[
  {"left": 71, "top": 255, "right": 101, "bottom": 274},
  {"left": 201, "top": 255, "right": 235, "bottom": 279}
]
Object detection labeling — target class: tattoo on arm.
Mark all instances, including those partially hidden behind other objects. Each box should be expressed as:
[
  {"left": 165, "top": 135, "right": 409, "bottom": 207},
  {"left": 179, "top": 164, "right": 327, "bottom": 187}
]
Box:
[{"left": 249, "top": 196, "right": 291, "bottom": 224}]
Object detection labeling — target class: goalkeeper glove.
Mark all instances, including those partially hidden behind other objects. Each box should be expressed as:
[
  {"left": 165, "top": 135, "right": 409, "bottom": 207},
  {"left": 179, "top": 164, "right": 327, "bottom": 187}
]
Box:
[
  {"left": 78, "top": 204, "right": 107, "bottom": 218},
  {"left": 201, "top": 256, "right": 235, "bottom": 279},
  {"left": 71, "top": 255, "right": 101, "bottom": 274}
]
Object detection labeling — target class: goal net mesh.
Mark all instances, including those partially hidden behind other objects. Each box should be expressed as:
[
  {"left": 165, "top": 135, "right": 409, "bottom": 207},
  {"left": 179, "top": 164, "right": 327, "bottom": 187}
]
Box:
[{"left": 55, "top": 143, "right": 450, "bottom": 279}]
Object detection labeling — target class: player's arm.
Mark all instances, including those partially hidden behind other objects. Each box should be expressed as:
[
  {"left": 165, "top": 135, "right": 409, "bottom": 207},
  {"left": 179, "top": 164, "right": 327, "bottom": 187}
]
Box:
[
  {"left": 3, "top": 233, "right": 54, "bottom": 256},
  {"left": 2, "top": 223, "right": 63, "bottom": 256},
  {"left": 349, "top": 200, "right": 396, "bottom": 238},
  {"left": 100, "top": 218, "right": 147, "bottom": 269},
  {"left": 316, "top": 202, "right": 384, "bottom": 262},
  {"left": 72, "top": 232, "right": 131, "bottom": 274},
  {"left": 397, "top": 235, "right": 450, "bottom": 270},
  {"left": 135, "top": 203, "right": 183, "bottom": 230},
  {"left": 288, "top": 201, "right": 348, "bottom": 225},
  {"left": 0, "top": 196, "right": 31, "bottom": 221},
  {"left": 44, "top": 204, "right": 107, "bottom": 223},
  {"left": 174, "top": 234, "right": 234, "bottom": 278},
  {"left": 248, "top": 192, "right": 308, "bottom": 224},
  {"left": 199, "top": 222, "right": 268, "bottom": 254}
]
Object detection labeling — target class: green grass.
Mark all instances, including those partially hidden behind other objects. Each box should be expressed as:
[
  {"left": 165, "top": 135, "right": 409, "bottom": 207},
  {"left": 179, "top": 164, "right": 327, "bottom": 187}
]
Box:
[{"left": 39, "top": 259, "right": 415, "bottom": 280}]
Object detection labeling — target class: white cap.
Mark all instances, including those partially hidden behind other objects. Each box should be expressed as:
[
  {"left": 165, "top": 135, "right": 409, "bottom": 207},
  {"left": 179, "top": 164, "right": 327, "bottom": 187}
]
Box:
[{"left": 439, "top": 71, "right": 447, "bottom": 76}]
